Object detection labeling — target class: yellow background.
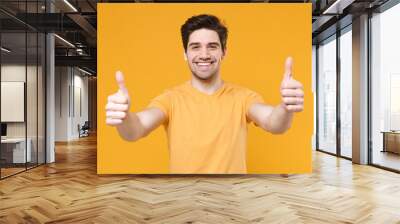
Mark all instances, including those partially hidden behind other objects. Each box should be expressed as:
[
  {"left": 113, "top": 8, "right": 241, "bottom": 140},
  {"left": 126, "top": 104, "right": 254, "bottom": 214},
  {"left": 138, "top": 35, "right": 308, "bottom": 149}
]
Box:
[{"left": 97, "top": 3, "right": 312, "bottom": 174}]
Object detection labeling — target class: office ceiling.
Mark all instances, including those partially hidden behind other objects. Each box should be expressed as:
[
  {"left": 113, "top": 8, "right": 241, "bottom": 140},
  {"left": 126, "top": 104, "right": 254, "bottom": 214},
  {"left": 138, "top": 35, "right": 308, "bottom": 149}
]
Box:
[
  {"left": 0, "top": 0, "right": 97, "bottom": 74},
  {"left": 0, "top": 0, "right": 393, "bottom": 75}
]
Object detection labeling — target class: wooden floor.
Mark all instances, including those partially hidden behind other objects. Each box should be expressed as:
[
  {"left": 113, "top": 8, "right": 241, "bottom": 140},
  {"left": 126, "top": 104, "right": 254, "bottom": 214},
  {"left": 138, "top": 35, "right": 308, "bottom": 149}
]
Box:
[
  {"left": 373, "top": 151, "right": 400, "bottom": 171},
  {"left": 0, "top": 167, "right": 25, "bottom": 178},
  {"left": 1, "top": 135, "right": 400, "bottom": 223},
  {"left": 1, "top": 163, "right": 45, "bottom": 178}
]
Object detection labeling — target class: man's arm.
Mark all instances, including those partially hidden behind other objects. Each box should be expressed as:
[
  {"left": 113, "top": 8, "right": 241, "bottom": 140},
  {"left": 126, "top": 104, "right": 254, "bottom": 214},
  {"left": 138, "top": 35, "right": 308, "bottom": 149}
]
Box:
[
  {"left": 247, "top": 57, "right": 304, "bottom": 134},
  {"left": 114, "top": 108, "right": 166, "bottom": 141},
  {"left": 248, "top": 103, "right": 294, "bottom": 134},
  {"left": 105, "top": 71, "right": 166, "bottom": 141}
]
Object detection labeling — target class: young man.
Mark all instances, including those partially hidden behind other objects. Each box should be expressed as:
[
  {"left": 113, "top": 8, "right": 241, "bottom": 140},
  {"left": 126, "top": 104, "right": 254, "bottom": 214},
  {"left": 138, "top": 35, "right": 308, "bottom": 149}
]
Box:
[{"left": 105, "top": 14, "right": 304, "bottom": 174}]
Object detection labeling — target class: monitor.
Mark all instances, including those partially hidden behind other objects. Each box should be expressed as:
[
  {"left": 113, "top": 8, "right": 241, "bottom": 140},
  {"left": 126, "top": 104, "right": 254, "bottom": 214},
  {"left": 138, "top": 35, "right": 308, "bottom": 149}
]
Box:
[{"left": 1, "top": 123, "right": 7, "bottom": 137}]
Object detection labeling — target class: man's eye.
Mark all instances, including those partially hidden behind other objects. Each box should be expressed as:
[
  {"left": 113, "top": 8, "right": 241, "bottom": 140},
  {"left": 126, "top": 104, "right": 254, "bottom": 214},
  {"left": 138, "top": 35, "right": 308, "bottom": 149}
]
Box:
[
  {"left": 209, "top": 45, "right": 218, "bottom": 49},
  {"left": 192, "top": 46, "right": 199, "bottom": 49}
]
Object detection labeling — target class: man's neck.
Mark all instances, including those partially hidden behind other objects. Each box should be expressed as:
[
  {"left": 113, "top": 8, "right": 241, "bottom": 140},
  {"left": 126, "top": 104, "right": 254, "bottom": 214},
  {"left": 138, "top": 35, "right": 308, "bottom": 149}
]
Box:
[{"left": 191, "top": 74, "right": 224, "bottom": 95}]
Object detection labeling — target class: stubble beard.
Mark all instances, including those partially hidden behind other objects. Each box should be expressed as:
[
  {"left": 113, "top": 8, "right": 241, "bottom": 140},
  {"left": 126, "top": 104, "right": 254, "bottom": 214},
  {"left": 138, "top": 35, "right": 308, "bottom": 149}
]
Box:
[{"left": 190, "top": 57, "right": 221, "bottom": 82}]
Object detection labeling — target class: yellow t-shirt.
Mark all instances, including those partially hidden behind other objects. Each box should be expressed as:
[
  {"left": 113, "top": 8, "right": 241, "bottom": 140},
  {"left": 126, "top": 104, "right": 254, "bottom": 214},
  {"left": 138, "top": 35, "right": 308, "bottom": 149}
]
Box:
[{"left": 148, "top": 81, "right": 264, "bottom": 174}]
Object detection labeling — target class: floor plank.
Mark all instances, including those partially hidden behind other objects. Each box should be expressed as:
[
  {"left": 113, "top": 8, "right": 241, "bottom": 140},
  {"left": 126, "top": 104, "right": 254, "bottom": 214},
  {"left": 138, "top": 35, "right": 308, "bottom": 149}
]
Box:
[{"left": 0, "top": 134, "right": 400, "bottom": 223}]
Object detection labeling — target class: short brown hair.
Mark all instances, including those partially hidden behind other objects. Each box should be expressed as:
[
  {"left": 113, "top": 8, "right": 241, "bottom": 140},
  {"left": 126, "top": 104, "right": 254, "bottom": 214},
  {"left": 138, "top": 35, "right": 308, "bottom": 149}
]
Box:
[{"left": 180, "top": 14, "right": 228, "bottom": 53}]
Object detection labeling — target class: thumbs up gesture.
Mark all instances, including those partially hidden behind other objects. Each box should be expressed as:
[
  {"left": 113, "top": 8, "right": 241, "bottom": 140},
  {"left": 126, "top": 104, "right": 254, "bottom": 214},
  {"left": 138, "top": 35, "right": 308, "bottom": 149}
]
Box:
[
  {"left": 280, "top": 57, "right": 304, "bottom": 112},
  {"left": 106, "top": 71, "right": 131, "bottom": 126}
]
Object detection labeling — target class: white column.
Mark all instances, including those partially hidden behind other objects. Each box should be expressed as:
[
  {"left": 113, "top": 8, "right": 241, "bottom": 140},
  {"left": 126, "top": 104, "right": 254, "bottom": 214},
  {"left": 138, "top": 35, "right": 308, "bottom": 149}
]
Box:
[
  {"left": 46, "top": 33, "right": 55, "bottom": 163},
  {"left": 45, "top": 1, "right": 55, "bottom": 163}
]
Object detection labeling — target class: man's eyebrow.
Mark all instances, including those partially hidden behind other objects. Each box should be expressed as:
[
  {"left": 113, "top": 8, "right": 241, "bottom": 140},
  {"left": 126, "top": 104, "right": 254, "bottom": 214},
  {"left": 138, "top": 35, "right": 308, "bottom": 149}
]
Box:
[
  {"left": 188, "top": 42, "right": 220, "bottom": 47},
  {"left": 208, "top": 42, "right": 220, "bottom": 46},
  {"left": 188, "top": 42, "right": 200, "bottom": 47}
]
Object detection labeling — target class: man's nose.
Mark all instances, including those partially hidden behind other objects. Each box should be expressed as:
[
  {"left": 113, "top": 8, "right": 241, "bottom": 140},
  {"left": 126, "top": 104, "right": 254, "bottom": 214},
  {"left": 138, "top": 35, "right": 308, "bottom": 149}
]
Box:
[{"left": 199, "top": 48, "right": 211, "bottom": 59}]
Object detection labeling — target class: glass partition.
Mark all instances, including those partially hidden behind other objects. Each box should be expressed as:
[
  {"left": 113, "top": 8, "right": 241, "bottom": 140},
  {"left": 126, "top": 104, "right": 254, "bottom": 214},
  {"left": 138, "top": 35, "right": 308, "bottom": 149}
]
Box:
[
  {"left": 1, "top": 30, "right": 28, "bottom": 177},
  {"left": 0, "top": 1, "right": 46, "bottom": 179}
]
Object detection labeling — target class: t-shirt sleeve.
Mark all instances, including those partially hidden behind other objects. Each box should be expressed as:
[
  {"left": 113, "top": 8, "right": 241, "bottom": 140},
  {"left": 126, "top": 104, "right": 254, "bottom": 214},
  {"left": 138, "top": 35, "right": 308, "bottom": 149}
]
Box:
[
  {"left": 147, "top": 91, "right": 172, "bottom": 122},
  {"left": 244, "top": 89, "right": 264, "bottom": 123}
]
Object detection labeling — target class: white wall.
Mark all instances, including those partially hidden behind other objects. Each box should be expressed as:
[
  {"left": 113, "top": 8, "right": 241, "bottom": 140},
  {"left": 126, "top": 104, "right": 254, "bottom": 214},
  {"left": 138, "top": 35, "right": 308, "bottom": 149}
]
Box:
[
  {"left": 55, "top": 67, "right": 89, "bottom": 141},
  {"left": 73, "top": 73, "right": 89, "bottom": 138},
  {"left": 55, "top": 66, "right": 69, "bottom": 141}
]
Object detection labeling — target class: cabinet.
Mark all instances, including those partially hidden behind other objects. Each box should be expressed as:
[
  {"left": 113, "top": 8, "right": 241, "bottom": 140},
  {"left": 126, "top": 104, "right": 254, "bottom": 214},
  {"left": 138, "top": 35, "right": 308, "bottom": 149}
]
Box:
[
  {"left": 0, "top": 138, "right": 32, "bottom": 165},
  {"left": 382, "top": 131, "right": 400, "bottom": 154}
]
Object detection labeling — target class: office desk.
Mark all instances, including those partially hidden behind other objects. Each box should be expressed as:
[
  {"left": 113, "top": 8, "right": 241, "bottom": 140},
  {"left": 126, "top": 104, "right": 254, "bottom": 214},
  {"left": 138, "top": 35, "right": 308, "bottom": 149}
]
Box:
[
  {"left": 381, "top": 131, "right": 400, "bottom": 154},
  {"left": 1, "top": 138, "right": 31, "bottom": 163}
]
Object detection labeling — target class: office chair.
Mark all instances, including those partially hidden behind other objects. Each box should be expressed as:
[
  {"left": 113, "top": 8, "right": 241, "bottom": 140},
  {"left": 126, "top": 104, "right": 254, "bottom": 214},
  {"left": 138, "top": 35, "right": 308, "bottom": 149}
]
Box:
[{"left": 79, "top": 121, "right": 90, "bottom": 138}]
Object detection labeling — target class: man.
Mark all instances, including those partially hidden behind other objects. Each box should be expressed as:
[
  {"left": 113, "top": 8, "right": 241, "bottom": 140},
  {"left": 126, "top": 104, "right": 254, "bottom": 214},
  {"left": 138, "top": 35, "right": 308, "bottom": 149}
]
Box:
[{"left": 105, "top": 14, "right": 304, "bottom": 174}]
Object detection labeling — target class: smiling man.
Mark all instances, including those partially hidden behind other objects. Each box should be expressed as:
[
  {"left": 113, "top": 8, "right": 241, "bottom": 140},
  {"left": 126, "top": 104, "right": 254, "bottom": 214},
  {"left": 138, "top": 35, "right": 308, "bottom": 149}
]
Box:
[{"left": 105, "top": 14, "right": 304, "bottom": 174}]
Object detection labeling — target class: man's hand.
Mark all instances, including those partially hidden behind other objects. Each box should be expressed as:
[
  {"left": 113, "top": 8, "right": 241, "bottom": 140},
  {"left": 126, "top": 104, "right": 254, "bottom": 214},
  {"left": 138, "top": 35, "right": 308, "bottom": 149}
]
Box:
[
  {"left": 280, "top": 57, "right": 304, "bottom": 113},
  {"left": 106, "top": 71, "right": 131, "bottom": 126},
  {"left": 247, "top": 57, "right": 304, "bottom": 134}
]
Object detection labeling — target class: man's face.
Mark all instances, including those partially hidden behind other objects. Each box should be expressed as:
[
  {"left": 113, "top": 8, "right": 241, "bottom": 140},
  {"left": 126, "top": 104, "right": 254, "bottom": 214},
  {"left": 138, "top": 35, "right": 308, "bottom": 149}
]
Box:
[{"left": 185, "top": 28, "right": 225, "bottom": 81}]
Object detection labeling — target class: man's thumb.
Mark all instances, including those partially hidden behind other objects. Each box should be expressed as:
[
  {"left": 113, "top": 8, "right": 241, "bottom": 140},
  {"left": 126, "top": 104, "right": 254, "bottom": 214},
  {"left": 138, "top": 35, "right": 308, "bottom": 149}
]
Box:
[
  {"left": 115, "top": 71, "right": 128, "bottom": 96},
  {"left": 284, "top": 57, "right": 293, "bottom": 80}
]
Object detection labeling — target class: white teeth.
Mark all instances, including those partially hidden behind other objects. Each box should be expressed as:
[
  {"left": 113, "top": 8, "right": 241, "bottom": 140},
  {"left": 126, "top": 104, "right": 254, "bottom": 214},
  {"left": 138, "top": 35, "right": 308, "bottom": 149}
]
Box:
[{"left": 196, "top": 62, "right": 212, "bottom": 66}]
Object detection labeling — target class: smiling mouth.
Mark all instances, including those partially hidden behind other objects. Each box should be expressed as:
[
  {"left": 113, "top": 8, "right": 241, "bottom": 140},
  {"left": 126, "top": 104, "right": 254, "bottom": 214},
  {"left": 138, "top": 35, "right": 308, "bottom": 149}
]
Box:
[{"left": 194, "top": 61, "right": 215, "bottom": 67}]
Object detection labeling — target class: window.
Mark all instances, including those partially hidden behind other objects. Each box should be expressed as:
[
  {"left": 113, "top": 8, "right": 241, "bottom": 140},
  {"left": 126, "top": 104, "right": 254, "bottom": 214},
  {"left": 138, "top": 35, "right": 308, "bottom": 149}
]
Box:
[
  {"left": 317, "top": 35, "right": 337, "bottom": 154},
  {"left": 339, "top": 27, "right": 352, "bottom": 158},
  {"left": 371, "top": 2, "right": 400, "bottom": 171}
]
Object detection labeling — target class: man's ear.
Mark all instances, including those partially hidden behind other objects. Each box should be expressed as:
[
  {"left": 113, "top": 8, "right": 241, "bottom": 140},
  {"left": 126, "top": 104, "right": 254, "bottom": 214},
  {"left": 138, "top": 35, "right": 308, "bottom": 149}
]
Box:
[
  {"left": 221, "top": 48, "right": 227, "bottom": 60},
  {"left": 183, "top": 52, "right": 188, "bottom": 61}
]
